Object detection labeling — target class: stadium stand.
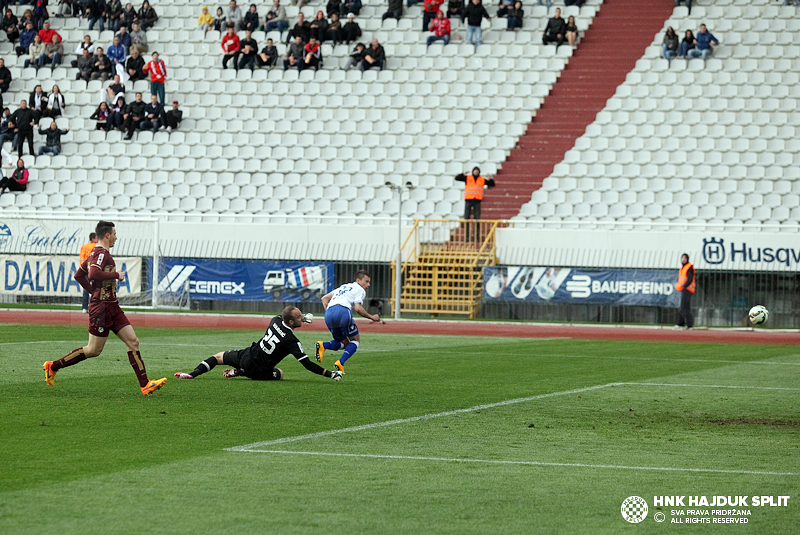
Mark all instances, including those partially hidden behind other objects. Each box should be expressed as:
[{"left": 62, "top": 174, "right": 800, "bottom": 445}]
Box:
[{"left": 0, "top": 0, "right": 600, "bottom": 224}]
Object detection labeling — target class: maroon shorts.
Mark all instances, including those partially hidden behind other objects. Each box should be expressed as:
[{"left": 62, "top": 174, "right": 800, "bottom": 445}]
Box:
[{"left": 88, "top": 301, "right": 131, "bottom": 337}]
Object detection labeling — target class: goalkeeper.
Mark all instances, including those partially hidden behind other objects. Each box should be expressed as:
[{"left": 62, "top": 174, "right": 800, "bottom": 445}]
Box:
[{"left": 175, "top": 306, "right": 343, "bottom": 382}]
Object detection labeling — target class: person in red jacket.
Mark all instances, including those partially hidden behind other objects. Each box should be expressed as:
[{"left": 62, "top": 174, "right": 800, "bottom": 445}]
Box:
[
  {"left": 221, "top": 22, "right": 241, "bottom": 69},
  {"left": 303, "top": 36, "right": 322, "bottom": 70},
  {"left": 37, "top": 21, "right": 61, "bottom": 44},
  {"left": 426, "top": 9, "right": 450, "bottom": 47},
  {"left": 142, "top": 51, "right": 167, "bottom": 104},
  {"left": 422, "top": 0, "right": 443, "bottom": 31},
  {"left": 0, "top": 158, "right": 28, "bottom": 197}
]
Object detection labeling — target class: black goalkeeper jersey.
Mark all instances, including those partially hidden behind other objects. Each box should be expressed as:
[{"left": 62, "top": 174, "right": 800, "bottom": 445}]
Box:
[{"left": 252, "top": 316, "right": 310, "bottom": 368}]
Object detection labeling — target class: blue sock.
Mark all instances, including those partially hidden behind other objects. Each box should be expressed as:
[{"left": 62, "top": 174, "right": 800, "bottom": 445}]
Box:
[
  {"left": 324, "top": 340, "right": 343, "bottom": 351},
  {"left": 339, "top": 341, "right": 359, "bottom": 365}
]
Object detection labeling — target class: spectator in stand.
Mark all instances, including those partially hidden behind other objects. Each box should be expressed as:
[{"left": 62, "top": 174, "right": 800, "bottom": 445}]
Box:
[
  {"left": 688, "top": 23, "right": 718, "bottom": 62},
  {"left": 383, "top": 0, "right": 403, "bottom": 21},
  {"left": 20, "top": 8, "right": 37, "bottom": 32},
  {"left": 464, "top": 0, "right": 490, "bottom": 49},
  {"left": 286, "top": 12, "right": 310, "bottom": 44},
  {"left": 341, "top": 13, "right": 361, "bottom": 44},
  {"left": 9, "top": 100, "right": 36, "bottom": 155},
  {"left": 142, "top": 51, "right": 166, "bottom": 104},
  {"left": 37, "top": 120, "right": 69, "bottom": 156},
  {"left": 423, "top": 0, "right": 443, "bottom": 31},
  {"left": 303, "top": 35, "right": 322, "bottom": 70},
  {"left": 107, "top": 35, "right": 126, "bottom": 71},
  {"left": 122, "top": 91, "right": 145, "bottom": 139},
  {"left": 125, "top": 48, "right": 146, "bottom": 81},
  {"left": 662, "top": 26, "right": 678, "bottom": 64},
  {"left": 34, "top": 3, "right": 49, "bottom": 31},
  {"left": 283, "top": 34, "right": 305, "bottom": 71},
  {"left": 674, "top": 0, "right": 691, "bottom": 16},
  {"left": 343, "top": 41, "right": 365, "bottom": 70},
  {"left": 537, "top": 0, "right": 552, "bottom": 9},
  {"left": 564, "top": 0, "right": 584, "bottom": 6},
  {"left": 237, "top": 29, "right": 258, "bottom": 71},
  {"left": 0, "top": 159, "right": 29, "bottom": 198},
  {"left": 678, "top": 29, "right": 694, "bottom": 58},
  {"left": 3, "top": 9, "right": 20, "bottom": 43},
  {"left": 73, "top": 35, "right": 95, "bottom": 67},
  {"left": 357, "top": 38, "right": 384, "bottom": 71},
  {"left": 226, "top": 0, "right": 243, "bottom": 31},
  {"left": 542, "top": 6, "right": 565, "bottom": 48},
  {"left": 0, "top": 59, "right": 11, "bottom": 93},
  {"left": 102, "top": 74, "right": 125, "bottom": 105},
  {"left": 198, "top": 5, "right": 214, "bottom": 35},
  {"left": 17, "top": 22, "right": 37, "bottom": 57},
  {"left": 91, "top": 47, "right": 113, "bottom": 80},
  {"left": 25, "top": 35, "right": 46, "bottom": 69},
  {"left": 107, "top": 0, "right": 123, "bottom": 32},
  {"left": 130, "top": 22, "right": 147, "bottom": 54},
  {"left": 117, "top": 26, "right": 132, "bottom": 52},
  {"left": 108, "top": 95, "right": 126, "bottom": 130},
  {"left": 39, "top": 21, "right": 61, "bottom": 44},
  {"left": 264, "top": 0, "right": 288, "bottom": 34},
  {"left": 340, "top": 0, "right": 361, "bottom": 17},
  {"left": 86, "top": 0, "right": 107, "bottom": 32},
  {"left": 257, "top": 38, "right": 278, "bottom": 68},
  {"left": 565, "top": 14, "right": 577, "bottom": 46},
  {"left": 327, "top": 0, "right": 341, "bottom": 17},
  {"left": 57, "top": 0, "right": 75, "bottom": 18},
  {"left": 90, "top": 101, "right": 110, "bottom": 130},
  {"left": 496, "top": 0, "right": 512, "bottom": 18},
  {"left": 325, "top": 13, "right": 342, "bottom": 45},
  {"left": 221, "top": 23, "right": 240, "bottom": 69},
  {"left": 121, "top": 2, "right": 136, "bottom": 29},
  {"left": 138, "top": 1, "right": 158, "bottom": 30},
  {"left": 291, "top": 0, "right": 309, "bottom": 9},
  {"left": 0, "top": 108, "right": 13, "bottom": 147},
  {"left": 76, "top": 48, "right": 94, "bottom": 80},
  {"left": 43, "top": 85, "right": 66, "bottom": 118},
  {"left": 427, "top": 10, "right": 450, "bottom": 47},
  {"left": 29, "top": 85, "right": 47, "bottom": 122},
  {"left": 309, "top": 11, "right": 328, "bottom": 43},
  {"left": 447, "top": 0, "right": 464, "bottom": 21},
  {"left": 214, "top": 6, "right": 227, "bottom": 31},
  {"left": 506, "top": 1, "right": 522, "bottom": 31},
  {"left": 139, "top": 93, "right": 163, "bottom": 132},
  {"left": 160, "top": 100, "right": 182, "bottom": 132},
  {"left": 243, "top": 4, "right": 259, "bottom": 32}
]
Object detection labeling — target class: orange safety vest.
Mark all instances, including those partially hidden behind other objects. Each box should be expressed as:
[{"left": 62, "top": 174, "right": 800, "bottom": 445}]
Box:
[
  {"left": 464, "top": 175, "right": 486, "bottom": 200},
  {"left": 79, "top": 242, "right": 96, "bottom": 263},
  {"left": 675, "top": 262, "right": 696, "bottom": 293}
]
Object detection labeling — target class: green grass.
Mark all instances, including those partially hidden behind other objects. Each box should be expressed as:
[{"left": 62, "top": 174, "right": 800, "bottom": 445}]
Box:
[{"left": 1, "top": 324, "right": 799, "bottom": 534}]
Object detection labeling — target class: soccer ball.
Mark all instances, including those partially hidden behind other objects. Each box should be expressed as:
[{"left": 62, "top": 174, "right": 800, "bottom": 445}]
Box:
[
  {"left": 302, "top": 313, "right": 314, "bottom": 324},
  {"left": 748, "top": 305, "right": 769, "bottom": 325}
]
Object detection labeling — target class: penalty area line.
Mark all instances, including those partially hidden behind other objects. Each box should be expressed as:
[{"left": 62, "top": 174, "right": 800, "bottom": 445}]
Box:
[
  {"left": 233, "top": 450, "right": 798, "bottom": 477},
  {"left": 225, "top": 382, "right": 620, "bottom": 452},
  {"left": 621, "top": 382, "right": 800, "bottom": 391}
]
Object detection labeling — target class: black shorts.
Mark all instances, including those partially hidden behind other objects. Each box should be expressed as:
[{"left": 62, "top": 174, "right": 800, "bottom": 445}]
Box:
[{"left": 222, "top": 346, "right": 282, "bottom": 381}]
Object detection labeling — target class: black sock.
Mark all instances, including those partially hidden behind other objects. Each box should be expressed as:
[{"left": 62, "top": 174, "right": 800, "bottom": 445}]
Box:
[{"left": 190, "top": 357, "right": 217, "bottom": 378}]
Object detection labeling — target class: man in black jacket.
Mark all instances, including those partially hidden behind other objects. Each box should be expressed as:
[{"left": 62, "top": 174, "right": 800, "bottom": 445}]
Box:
[
  {"left": 285, "top": 12, "right": 310, "bottom": 44},
  {"left": 9, "top": 100, "right": 36, "bottom": 156},
  {"left": 159, "top": 100, "right": 182, "bottom": 131},
  {"left": 86, "top": 0, "right": 107, "bottom": 32},
  {"left": 357, "top": 38, "right": 385, "bottom": 71},
  {"left": 75, "top": 48, "right": 94, "bottom": 81},
  {"left": 90, "top": 47, "right": 113, "bottom": 80},
  {"left": 123, "top": 91, "right": 146, "bottom": 140},
  {"left": 125, "top": 49, "right": 146, "bottom": 81},
  {"left": 463, "top": 0, "right": 490, "bottom": 49},
  {"left": 0, "top": 58, "right": 12, "bottom": 93},
  {"left": 382, "top": 0, "right": 402, "bottom": 21},
  {"left": 139, "top": 93, "right": 163, "bottom": 133},
  {"left": 542, "top": 7, "right": 566, "bottom": 48},
  {"left": 237, "top": 29, "right": 258, "bottom": 71},
  {"left": 341, "top": 13, "right": 361, "bottom": 44},
  {"left": 37, "top": 120, "right": 70, "bottom": 156}
]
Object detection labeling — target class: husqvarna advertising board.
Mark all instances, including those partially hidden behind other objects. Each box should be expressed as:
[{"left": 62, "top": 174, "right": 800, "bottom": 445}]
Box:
[{"left": 150, "top": 259, "right": 334, "bottom": 302}]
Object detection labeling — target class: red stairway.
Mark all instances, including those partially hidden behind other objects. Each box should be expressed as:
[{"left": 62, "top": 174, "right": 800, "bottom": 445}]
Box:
[{"left": 481, "top": 0, "right": 675, "bottom": 220}]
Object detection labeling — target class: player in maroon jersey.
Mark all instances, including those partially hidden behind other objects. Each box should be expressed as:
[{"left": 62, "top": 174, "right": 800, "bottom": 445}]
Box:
[{"left": 43, "top": 221, "right": 167, "bottom": 396}]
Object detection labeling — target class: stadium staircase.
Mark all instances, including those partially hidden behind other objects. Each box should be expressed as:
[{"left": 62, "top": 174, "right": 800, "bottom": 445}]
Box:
[
  {"left": 390, "top": 219, "right": 499, "bottom": 317},
  {"left": 482, "top": 0, "right": 675, "bottom": 220}
]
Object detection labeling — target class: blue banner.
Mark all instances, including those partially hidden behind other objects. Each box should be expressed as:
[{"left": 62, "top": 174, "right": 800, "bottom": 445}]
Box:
[
  {"left": 149, "top": 259, "right": 334, "bottom": 302},
  {"left": 484, "top": 267, "right": 679, "bottom": 306}
]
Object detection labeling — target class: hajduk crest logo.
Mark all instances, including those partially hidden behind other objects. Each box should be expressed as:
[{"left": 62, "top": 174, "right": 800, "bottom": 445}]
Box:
[
  {"left": 621, "top": 496, "right": 648, "bottom": 523},
  {"left": 0, "top": 223, "right": 11, "bottom": 248}
]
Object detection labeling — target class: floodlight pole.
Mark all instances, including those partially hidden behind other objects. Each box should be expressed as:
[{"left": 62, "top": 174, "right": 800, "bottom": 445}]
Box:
[{"left": 387, "top": 181, "right": 412, "bottom": 320}]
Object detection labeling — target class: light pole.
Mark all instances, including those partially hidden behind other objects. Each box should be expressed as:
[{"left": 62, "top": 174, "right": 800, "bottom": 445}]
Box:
[{"left": 386, "top": 180, "right": 413, "bottom": 320}]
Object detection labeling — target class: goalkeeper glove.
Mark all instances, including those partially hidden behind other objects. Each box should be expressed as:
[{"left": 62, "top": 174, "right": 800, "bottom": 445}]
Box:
[{"left": 330, "top": 370, "right": 343, "bottom": 382}]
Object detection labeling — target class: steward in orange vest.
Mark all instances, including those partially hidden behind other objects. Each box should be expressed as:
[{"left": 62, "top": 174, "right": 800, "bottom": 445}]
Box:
[
  {"left": 675, "top": 253, "right": 695, "bottom": 329},
  {"left": 455, "top": 166, "right": 496, "bottom": 221},
  {"left": 79, "top": 232, "right": 97, "bottom": 313}
]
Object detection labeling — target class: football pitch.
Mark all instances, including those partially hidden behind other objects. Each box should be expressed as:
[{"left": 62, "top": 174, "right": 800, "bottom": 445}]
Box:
[{"left": 1, "top": 323, "right": 799, "bottom": 534}]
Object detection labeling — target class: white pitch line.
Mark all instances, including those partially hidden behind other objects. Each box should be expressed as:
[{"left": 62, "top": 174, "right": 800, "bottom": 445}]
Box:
[
  {"left": 621, "top": 382, "right": 800, "bottom": 391},
  {"left": 225, "top": 383, "right": 619, "bottom": 451},
  {"left": 242, "top": 450, "right": 798, "bottom": 476},
  {"left": 548, "top": 354, "right": 800, "bottom": 367}
]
